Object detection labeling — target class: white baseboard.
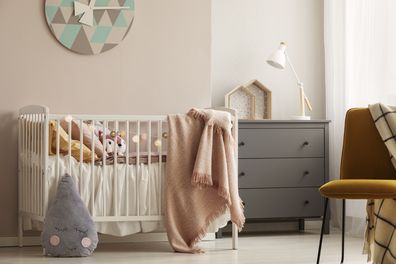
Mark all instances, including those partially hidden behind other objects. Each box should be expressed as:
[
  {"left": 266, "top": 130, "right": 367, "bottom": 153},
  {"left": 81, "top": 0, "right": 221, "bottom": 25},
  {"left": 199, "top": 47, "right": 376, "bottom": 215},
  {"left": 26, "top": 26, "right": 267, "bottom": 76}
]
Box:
[{"left": 0, "top": 233, "right": 216, "bottom": 248}]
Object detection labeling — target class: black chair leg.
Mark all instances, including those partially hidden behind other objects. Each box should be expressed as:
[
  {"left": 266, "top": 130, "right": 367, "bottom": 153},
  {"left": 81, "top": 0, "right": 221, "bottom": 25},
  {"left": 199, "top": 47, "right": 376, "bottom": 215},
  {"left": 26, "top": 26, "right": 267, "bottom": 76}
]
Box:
[
  {"left": 341, "top": 199, "right": 345, "bottom": 263},
  {"left": 317, "top": 197, "right": 329, "bottom": 264}
]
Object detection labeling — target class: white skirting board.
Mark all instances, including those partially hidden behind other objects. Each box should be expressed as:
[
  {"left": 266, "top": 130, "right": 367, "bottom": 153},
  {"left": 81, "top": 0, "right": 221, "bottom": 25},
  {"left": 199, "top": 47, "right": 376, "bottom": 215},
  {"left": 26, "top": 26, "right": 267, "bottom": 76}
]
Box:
[{"left": 0, "top": 232, "right": 216, "bottom": 247}]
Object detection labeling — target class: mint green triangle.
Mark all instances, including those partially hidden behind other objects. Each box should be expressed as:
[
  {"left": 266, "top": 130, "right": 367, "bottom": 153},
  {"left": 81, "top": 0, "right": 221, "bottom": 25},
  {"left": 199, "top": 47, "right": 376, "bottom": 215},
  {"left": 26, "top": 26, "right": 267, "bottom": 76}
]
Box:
[
  {"left": 60, "top": 0, "right": 74, "bottom": 7},
  {"left": 45, "top": 6, "right": 58, "bottom": 23},
  {"left": 91, "top": 26, "right": 112, "bottom": 43},
  {"left": 60, "top": 24, "right": 81, "bottom": 49},
  {"left": 114, "top": 12, "right": 127, "bottom": 27},
  {"left": 95, "top": 0, "right": 110, "bottom": 7},
  {"left": 124, "top": 0, "right": 134, "bottom": 10}
]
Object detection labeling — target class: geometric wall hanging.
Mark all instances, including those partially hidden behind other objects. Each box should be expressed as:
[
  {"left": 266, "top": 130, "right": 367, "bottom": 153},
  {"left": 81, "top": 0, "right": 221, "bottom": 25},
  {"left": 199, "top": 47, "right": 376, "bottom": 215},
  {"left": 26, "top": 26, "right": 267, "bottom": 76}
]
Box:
[{"left": 45, "top": 0, "right": 135, "bottom": 55}]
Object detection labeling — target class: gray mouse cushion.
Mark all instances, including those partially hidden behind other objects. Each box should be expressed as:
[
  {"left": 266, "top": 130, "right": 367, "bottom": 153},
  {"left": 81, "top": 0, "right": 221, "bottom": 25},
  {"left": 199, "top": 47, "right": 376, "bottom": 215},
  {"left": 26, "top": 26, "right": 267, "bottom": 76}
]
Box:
[{"left": 41, "top": 174, "right": 98, "bottom": 257}]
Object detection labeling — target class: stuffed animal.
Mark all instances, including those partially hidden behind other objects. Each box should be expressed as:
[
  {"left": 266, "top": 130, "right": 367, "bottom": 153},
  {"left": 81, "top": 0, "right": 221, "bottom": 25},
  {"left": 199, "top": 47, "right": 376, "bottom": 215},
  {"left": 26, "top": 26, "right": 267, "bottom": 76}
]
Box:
[
  {"left": 41, "top": 175, "right": 98, "bottom": 257},
  {"left": 102, "top": 132, "right": 126, "bottom": 156},
  {"left": 92, "top": 122, "right": 126, "bottom": 156}
]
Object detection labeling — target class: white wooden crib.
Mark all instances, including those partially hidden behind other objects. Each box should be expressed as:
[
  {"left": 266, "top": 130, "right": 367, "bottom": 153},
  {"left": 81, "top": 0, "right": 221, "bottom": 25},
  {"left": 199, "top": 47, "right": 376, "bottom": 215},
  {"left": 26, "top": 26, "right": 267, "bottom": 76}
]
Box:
[{"left": 18, "top": 105, "right": 239, "bottom": 249}]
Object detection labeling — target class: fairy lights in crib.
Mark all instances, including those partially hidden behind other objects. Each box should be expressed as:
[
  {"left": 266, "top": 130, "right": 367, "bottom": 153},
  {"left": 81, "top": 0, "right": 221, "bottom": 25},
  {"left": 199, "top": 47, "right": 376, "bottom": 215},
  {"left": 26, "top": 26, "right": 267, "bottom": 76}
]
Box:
[
  {"left": 61, "top": 116, "right": 167, "bottom": 149},
  {"left": 64, "top": 115, "right": 73, "bottom": 123},
  {"left": 132, "top": 135, "right": 139, "bottom": 143},
  {"left": 154, "top": 139, "right": 162, "bottom": 147}
]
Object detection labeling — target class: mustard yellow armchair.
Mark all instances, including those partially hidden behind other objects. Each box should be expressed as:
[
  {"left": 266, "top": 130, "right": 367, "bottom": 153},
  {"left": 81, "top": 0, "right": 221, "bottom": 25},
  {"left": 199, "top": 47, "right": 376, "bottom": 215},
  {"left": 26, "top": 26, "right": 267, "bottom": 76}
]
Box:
[{"left": 316, "top": 108, "right": 396, "bottom": 264}]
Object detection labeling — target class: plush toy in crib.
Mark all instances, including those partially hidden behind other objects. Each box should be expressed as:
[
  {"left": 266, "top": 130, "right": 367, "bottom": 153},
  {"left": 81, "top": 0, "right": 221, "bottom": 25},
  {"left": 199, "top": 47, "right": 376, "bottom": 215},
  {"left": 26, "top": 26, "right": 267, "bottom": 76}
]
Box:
[
  {"left": 41, "top": 175, "right": 98, "bottom": 257},
  {"left": 93, "top": 123, "right": 126, "bottom": 156},
  {"left": 102, "top": 132, "right": 126, "bottom": 156}
]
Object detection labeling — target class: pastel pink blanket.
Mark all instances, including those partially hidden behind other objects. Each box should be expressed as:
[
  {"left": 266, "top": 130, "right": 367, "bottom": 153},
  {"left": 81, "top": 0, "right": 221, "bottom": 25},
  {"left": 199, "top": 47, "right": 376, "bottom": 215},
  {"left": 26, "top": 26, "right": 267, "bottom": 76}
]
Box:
[{"left": 165, "top": 108, "right": 245, "bottom": 253}]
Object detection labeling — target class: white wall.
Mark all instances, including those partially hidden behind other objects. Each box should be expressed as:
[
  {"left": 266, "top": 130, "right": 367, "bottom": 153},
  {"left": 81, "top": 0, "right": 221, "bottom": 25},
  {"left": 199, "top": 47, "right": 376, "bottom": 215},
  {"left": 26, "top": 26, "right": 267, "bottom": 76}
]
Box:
[
  {"left": 0, "top": 0, "right": 211, "bottom": 237},
  {"left": 211, "top": 0, "right": 325, "bottom": 119}
]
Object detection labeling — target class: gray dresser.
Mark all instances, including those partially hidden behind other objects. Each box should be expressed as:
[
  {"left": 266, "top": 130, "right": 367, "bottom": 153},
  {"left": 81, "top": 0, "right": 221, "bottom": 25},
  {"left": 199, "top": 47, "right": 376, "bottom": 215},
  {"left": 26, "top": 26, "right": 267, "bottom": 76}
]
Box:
[{"left": 238, "top": 119, "right": 330, "bottom": 233}]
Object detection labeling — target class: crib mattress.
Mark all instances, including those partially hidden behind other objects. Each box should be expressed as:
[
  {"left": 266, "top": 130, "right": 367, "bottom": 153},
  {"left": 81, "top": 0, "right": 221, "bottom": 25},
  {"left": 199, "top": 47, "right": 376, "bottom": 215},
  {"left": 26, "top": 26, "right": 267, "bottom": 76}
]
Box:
[{"left": 24, "top": 156, "right": 229, "bottom": 237}]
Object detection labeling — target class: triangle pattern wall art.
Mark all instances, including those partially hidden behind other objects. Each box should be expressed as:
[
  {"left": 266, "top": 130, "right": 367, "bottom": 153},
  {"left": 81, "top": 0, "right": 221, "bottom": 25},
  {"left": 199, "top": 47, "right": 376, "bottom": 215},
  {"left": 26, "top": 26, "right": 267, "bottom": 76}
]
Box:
[{"left": 45, "top": 0, "right": 135, "bottom": 55}]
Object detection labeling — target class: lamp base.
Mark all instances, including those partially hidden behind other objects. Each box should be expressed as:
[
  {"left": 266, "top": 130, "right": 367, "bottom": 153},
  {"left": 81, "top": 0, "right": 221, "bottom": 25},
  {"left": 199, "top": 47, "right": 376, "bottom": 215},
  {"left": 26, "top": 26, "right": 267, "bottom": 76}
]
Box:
[{"left": 291, "top": 115, "right": 311, "bottom": 120}]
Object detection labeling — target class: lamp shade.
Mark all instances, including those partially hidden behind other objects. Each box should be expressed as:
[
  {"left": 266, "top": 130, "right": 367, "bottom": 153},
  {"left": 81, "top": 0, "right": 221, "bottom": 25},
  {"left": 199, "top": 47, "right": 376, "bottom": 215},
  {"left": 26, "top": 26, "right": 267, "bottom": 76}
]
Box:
[{"left": 267, "top": 42, "right": 287, "bottom": 69}]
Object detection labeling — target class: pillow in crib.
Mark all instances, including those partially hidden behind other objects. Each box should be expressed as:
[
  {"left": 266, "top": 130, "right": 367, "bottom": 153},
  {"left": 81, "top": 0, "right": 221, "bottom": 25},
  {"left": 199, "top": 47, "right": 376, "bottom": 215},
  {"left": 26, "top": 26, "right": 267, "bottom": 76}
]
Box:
[
  {"left": 49, "top": 121, "right": 96, "bottom": 162},
  {"left": 60, "top": 120, "right": 105, "bottom": 158},
  {"left": 41, "top": 174, "right": 98, "bottom": 257}
]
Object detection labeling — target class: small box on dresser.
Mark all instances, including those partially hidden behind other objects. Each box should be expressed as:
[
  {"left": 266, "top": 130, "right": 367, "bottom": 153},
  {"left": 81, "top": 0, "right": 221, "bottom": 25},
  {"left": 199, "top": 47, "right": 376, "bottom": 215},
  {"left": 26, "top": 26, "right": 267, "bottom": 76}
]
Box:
[{"left": 237, "top": 119, "right": 330, "bottom": 233}]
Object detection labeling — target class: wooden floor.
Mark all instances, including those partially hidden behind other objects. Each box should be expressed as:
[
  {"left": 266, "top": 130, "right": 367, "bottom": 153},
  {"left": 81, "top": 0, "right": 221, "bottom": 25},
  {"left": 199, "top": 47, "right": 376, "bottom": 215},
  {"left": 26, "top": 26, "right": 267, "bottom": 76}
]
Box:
[{"left": 0, "top": 231, "right": 367, "bottom": 264}]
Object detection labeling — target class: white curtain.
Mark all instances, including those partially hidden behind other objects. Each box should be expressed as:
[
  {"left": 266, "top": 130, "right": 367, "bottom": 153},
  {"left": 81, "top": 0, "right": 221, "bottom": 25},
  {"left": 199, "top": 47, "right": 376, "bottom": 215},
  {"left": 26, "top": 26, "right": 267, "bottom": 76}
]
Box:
[{"left": 325, "top": 0, "right": 396, "bottom": 237}]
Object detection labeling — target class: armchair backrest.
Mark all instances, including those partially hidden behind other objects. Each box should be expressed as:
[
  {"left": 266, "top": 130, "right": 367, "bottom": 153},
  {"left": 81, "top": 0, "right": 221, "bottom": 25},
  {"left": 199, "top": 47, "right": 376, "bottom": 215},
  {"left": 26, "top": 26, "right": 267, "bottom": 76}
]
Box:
[{"left": 340, "top": 108, "right": 396, "bottom": 180}]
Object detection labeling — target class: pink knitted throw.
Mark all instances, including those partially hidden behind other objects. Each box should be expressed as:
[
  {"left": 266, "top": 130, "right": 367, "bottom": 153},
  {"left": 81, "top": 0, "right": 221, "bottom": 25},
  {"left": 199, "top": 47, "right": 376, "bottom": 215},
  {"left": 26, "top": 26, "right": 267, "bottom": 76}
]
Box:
[{"left": 165, "top": 108, "right": 245, "bottom": 253}]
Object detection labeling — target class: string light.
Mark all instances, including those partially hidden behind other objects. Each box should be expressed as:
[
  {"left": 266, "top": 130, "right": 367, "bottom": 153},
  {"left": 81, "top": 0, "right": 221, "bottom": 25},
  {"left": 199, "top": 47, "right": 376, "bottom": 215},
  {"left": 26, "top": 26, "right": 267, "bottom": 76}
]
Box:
[
  {"left": 64, "top": 115, "right": 73, "bottom": 123},
  {"left": 132, "top": 135, "right": 139, "bottom": 143},
  {"left": 154, "top": 139, "right": 162, "bottom": 147}
]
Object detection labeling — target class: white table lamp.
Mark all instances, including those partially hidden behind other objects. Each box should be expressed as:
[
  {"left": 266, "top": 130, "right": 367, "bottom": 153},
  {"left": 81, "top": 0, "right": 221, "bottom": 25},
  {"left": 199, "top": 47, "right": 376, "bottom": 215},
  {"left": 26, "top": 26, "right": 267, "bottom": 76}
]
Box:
[{"left": 267, "top": 42, "right": 312, "bottom": 120}]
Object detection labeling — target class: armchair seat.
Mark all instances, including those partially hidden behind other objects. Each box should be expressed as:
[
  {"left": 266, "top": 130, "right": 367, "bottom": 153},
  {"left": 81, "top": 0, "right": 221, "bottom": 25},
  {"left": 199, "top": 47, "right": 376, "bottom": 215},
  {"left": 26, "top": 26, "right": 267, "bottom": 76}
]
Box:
[
  {"left": 320, "top": 179, "right": 396, "bottom": 199},
  {"left": 317, "top": 108, "right": 396, "bottom": 263}
]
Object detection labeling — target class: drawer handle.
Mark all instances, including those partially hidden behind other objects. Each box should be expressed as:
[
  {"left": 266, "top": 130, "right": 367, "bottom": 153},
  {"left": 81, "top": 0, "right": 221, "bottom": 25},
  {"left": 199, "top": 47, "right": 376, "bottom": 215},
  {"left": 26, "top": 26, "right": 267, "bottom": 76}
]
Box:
[
  {"left": 302, "top": 141, "right": 309, "bottom": 147},
  {"left": 303, "top": 171, "right": 310, "bottom": 176},
  {"left": 239, "top": 172, "right": 246, "bottom": 177},
  {"left": 304, "top": 200, "right": 310, "bottom": 205},
  {"left": 238, "top": 142, "right": 245, "bottom": 147}
]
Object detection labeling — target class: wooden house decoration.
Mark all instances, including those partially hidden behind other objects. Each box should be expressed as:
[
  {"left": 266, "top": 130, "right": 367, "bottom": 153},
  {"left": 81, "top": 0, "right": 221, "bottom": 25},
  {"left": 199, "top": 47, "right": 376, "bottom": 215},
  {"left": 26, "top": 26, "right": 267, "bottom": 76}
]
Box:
[
  {"left": 244, "top": 79, "right": 272, "bottom": 119},
  {"left": 225, "top": 85, "right": 255, "bottom": 120}
]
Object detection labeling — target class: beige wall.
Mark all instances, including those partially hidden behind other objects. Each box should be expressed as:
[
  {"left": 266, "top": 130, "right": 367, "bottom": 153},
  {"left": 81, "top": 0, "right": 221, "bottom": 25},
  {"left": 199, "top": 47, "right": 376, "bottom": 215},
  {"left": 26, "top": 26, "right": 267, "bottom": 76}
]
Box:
[
  {"left": 211, "top": 0, "right": 325, "bottom": 119},
  {"left": 0, "top": 0, "right": 211, "bottom": 237}
]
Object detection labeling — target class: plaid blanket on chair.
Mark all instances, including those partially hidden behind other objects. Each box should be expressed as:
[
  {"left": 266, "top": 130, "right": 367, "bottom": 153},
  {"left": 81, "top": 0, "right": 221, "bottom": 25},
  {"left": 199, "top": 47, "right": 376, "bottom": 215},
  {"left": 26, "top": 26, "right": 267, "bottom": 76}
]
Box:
[{"left": 365, "top": 103, "right": 396, "bottom": 264}]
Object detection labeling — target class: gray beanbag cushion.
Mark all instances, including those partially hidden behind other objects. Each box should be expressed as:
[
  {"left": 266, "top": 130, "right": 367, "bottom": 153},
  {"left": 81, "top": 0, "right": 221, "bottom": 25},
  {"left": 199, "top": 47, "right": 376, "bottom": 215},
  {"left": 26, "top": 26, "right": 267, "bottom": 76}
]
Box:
[{"left": 41, "top": 174, "right": 98, "bottom": 257}]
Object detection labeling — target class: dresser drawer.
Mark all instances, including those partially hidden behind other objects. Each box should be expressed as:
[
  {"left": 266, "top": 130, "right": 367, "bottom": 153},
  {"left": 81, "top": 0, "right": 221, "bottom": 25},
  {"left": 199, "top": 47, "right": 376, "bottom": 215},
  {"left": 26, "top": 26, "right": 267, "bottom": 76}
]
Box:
[
  {"left": 239, "top": 188, "right": 323, "bottom": 219},
  {"left": 238, "top": 158, "right": 324, "bottom": 188},
  {"left": 238, "top": 128, "right": 324, "bottom": 158}
]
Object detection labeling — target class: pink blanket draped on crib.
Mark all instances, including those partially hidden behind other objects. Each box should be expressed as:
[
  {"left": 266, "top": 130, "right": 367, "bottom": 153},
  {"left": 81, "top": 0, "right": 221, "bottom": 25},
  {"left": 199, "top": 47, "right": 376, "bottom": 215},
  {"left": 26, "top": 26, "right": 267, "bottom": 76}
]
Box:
[{"left": 165, "top": 108, "right": 245, "bottom": 253}]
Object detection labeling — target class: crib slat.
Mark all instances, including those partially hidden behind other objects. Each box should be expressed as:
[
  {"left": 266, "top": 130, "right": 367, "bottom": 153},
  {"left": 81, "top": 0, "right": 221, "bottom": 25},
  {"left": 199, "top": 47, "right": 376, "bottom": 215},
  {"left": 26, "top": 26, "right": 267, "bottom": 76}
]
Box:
[
  {"left": 32, "top": 114, "right": 37, "bottom": 215},
  {"left": 125, "top": 121, "right": 130, "bottom": 216},
  {"left": 35, "top": 114, "right": 39, "bottom": 216},
  {"left": 25, "top": 115, "right": 28, "bottom": 214},
  {"left": 148, "top": 121, "right": 151, "bottom": 216},
  {"left": 29, "top": 115, "right": 33, "bottom": 214},
  {"left": 114, "top": 121, "right": 119, "bottom": 216},
  {"left": 91, "top": 120, "right": 95, "bottom": 216},
  {"left": 103, "top": 121, "right": 107, "bottom": 217},
  {"left": 39, "top": 114, "right": 45, "bottom": 216},
  {"left": 20, "top": 116, "right": 24, "bottom": 213},
  {"left": 80, "top": 119, "right": 84, "bottom": 195},
  {"left": 68, "top": 118, "right": 72, "bottom": 174},
  {"left": 37, "top": 115, "right": 41, "bottom": 215},
  {"left": 56, "top": 121, "right": 60, "bottom": 182},
  {"left": 136, "top": 121, "right": 140, "bottom": 217},
  {"left": 23, "top": 116, "right": 27, "bottom": 213},
  {"left": 158, "top": 121, "right": 162, "bottom": 215},
  {"left": 41, "top": 113, "right": 52, "bottom": 216},
  {"left": 18, "top": 116, "right": 22, "bottom": 219}
]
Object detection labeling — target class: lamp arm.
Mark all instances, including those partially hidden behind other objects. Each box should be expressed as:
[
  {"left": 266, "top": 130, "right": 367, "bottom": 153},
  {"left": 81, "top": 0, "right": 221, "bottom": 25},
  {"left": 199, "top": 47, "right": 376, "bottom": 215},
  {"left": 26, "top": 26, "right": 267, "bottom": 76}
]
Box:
[
  {"left": 285, "top": 52, "right": 301, "bottom": 85},
  {"left": 304, "top": 95, "right": 313, "bottom": 111}
]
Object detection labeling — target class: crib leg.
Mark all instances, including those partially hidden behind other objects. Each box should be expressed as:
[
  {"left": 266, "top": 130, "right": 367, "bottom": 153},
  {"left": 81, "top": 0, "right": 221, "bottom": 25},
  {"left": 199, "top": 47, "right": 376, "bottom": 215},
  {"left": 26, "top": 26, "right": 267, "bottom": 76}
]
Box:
[
  {"left": 18, "top": 214, "right": 23, "bottom": 248},
  {"left": 232, "top": 223, "right": 238, "bottom": 250}
]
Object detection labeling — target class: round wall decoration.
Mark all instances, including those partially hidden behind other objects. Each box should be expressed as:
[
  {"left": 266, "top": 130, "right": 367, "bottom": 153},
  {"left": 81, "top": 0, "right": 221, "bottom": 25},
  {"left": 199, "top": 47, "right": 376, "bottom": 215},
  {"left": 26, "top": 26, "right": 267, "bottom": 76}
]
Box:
[{"left": 45, "top": 0, "right": 135, "bottom": 55}]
